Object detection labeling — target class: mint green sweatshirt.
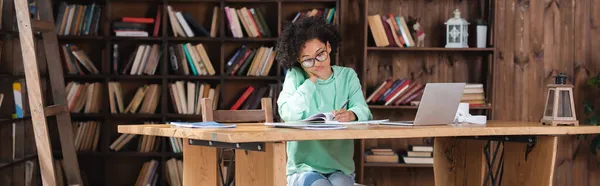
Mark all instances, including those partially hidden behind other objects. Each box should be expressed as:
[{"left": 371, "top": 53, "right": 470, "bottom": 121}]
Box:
[{"left": 277, "top": 65, "right": 372, "bottom": 176}]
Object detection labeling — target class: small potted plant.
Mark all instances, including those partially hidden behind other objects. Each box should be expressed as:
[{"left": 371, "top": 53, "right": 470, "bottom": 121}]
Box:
[{"left": 474, "top": 18, "right": 487, "bottom": 48}]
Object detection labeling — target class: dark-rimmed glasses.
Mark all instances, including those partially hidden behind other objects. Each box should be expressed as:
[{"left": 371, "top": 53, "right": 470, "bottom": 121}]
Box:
[{"left": 299, "top": 49, "right": 329, "bottom": 68}]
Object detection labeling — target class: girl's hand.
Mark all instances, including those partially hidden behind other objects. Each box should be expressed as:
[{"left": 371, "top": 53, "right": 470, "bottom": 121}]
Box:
[{"left": 333, "top": 109, "right": 356, "bottom": 122}]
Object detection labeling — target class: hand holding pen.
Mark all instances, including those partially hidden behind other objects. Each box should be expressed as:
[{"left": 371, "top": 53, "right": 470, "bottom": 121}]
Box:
[{"left": 333, "top": 100, "right": 356, "bottom": 122}]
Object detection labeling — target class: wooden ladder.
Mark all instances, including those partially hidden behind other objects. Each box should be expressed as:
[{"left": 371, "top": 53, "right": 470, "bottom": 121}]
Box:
[{"left": 13, "top": 0, "right": 84, "bottom": 185}]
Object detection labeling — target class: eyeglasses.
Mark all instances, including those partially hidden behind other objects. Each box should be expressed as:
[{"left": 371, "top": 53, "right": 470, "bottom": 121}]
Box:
[{"left": 300, "top": 49, "right": 329, "bottom": 68}]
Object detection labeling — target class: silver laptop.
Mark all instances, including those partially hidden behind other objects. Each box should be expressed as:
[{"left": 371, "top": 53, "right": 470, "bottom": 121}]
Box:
[{"left": 380, "top": 83, "right": 465, "bottom": 126}]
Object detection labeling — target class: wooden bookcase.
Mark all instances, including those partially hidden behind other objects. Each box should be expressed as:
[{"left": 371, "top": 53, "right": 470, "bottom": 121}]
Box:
[
  {"left": 52, "top": 0, "right": 341, "bottom": 185},
  {"left": 0, "top": 27, "right": 41, "bottom": 185},
  {"left": 355, "top": 0, "right": 496, "bottom": 185}
]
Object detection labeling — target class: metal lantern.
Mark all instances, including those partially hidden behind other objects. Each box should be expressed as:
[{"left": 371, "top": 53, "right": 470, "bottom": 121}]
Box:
[{"left": 445, "top": 9, "right": 469, "bottom": 48}]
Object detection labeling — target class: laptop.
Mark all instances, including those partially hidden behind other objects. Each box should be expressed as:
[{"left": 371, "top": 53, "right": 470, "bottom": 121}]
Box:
[{"left": 380, "top": 83, "right": 466, "bottom": 126}]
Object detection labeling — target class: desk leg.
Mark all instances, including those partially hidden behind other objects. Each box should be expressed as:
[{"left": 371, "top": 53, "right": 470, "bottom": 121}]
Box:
[
  {"left": 434, "top": 136, "right": 558, "bottom": 186},
  {"left": 183, "top": 138, "right": 218, "bottom": 186},
  {"left": 235, "top": 142, "right": 286, "bottom": 186},
  {"left": 503, "top": 136, "right": 557, "bottom": 186},
  {"left": 433, "top": 137, "right": 486, "bottom": 186}
]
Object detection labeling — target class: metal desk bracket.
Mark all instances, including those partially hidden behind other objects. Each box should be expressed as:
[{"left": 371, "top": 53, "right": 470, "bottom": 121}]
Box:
[{"left": 188, "top": 139, "right": 266, "bottom": 152}]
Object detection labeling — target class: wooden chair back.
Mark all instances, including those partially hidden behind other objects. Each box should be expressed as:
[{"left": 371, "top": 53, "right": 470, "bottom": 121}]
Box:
[{"left": 200, "top": 97, "right": 273, "bottom": 123}]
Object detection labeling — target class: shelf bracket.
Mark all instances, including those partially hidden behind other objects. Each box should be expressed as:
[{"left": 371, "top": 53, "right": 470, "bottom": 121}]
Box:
[{"left": 188, "top": 139, "right": 265, "bottom": 152}]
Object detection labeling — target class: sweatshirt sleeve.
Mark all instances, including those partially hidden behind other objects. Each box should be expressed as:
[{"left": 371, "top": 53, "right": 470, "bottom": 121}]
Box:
[
  {"left": 346, "top": 70, "right": 373, "bottom": 121},
  {"left": 277, "top": 69, "right": 316, "bottom": 122}
]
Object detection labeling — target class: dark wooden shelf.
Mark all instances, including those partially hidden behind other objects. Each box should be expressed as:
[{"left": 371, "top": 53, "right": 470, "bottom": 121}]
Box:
[
  {"left": 71, "top": 113, "right": 106, "bottom": 119},
  {"left": 166, "top": 75, "right": 221, "bottom": 80},
  {"left": 64, "top": 74, "right": 108, "bottom": 79},
  {"left": 363, "top": 163, "right": 433, "bottom": 168},
  {"left": 110, "top": 75, "right": 163, "bottom": 80},
  {"left": 367, "top": 47, "right": 495, "bottom": 52},
  {"left": 165, "top": 113, "right": 203, "bottom": 119},
  {"left": 0, "top": 154, "right": 38, "bottom": 169},
  {"left": 110, "top": 114, "right": 163, "bottom": 119},
  {"left": 223, "top": 37, "right": 278, "bottom": 42},
  {"left": 368, "top": 105, "right": 492, "bottom": 110},
  {"left": 58, "top": 36, "right": 105, "bottom": 40},
  {"left": 224, "top": 76, "right": 279, "bottom": 80},
  {"left": 0, "top": 116, "right": 32, "bottom": 124},
  {"left": 108, "top": 36, "right": 162, "bottom": 41},
  {"left": 168, "top": 37, "right": 219, "bottom": 42},
  {"left": 107, "top": 152, "right": 166, "bottom": 157}
]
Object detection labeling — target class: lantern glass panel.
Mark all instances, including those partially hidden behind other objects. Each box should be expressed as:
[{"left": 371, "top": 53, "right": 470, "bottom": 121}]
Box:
[
  {"left": 559, "top": 90, "right": 572, "bottom": 117},
  {"left": 545, "top": 89, "right": 555, "bottom": 117}
]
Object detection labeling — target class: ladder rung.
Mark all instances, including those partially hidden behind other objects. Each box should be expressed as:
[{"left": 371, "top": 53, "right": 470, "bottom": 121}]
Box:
[
  {"left": 44, "top": 105, "right": 68, "bottom": 117},
  {"left": 31, "top": 20, "right": 54, "bottom": 32}
]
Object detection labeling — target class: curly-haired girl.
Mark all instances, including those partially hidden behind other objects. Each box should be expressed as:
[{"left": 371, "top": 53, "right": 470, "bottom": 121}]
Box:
[{"left": 275, "top": 16, "right": 372, "bottom": 186}]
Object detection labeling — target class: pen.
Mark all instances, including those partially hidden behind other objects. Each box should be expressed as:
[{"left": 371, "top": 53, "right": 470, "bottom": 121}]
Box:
[{"left": 339, "top": 99, "right": 349, "bottom": 110}]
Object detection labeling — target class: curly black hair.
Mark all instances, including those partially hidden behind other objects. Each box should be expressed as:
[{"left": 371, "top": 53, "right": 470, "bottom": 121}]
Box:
[{"left": 275, "top": 15, "right": 341, "bottom": 69}]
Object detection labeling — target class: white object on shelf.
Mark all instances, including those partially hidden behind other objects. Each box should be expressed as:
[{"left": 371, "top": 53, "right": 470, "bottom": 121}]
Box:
[
  {"left": 477, "top": 25, "right": 488, "bottom": 48},
  {"left": 445, "top": 9, "right": 469, "bottom": 48}
]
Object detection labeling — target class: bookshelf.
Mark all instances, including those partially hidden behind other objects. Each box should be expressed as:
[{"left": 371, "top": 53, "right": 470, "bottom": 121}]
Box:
[
  {"left": 0, "top": 24, "right": 40, "bottom": 185},
  {"left": 52, "top": 0, "right": 341, "bottom": 185},
  {"left": 356, "top": 0, "right": 496, "bottom": 185}
]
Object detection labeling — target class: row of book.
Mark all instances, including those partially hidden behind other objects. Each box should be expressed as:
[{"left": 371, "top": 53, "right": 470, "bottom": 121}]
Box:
[
  {"left": 229, "top": 84, "right": 275, "bottom": 110},
  {"left": 291, "top": 8, "right": 337, "bottom": 24},
  {"left": 108, "top": 83, "right": 161, "bottom": 114},
  {"left": 135, "top": 159, "right": 160, "bottom": 186},
  {"left": 366, "top": 78, "right": 423, "bottom": 106},
  {"left": 55, "top": 2, "right": 102, "bottom": 36},
  {"left": 164, "top": 158, "right": 183, "bottom": 186},
  {"left": 225, "top": 6, "right": 272, "bottom": 38},
  {"left": 168, "top": 6, "right": 218, "bottom": 38},
  {"left": 73, "top": 121, "right": 101, "bottom": 152},
  {"left": 225, "top": 45, "right": 276, "bottom": 76},
  {"left": 368, "top": 14, "right": 416, "bottom": 47},
  {"left": 66, "top": 82, "right": 102, "bottom": 113},
  {"left": 61, "top": 44, "right": 99, "bottom": 75},
  {"left": 168, "top": 43, "right": 216, "bottom": 76},
  {"left": 117, "top": 44, "right": 162, "bottom": 75},
  {"left": 169, "top": 137, "right": 184, "bottom": 153},
  {"left": 364, "top": 145, "right": 433, "bottom": 164},
  {"left": 168, "top": 81, "right": 220, "bottom": 115}
]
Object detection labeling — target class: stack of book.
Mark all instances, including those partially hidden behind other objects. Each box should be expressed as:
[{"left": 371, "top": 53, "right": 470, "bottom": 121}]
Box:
[
  {"left": 54, "top": 2, "right": 102, "bottom": 36},
  {"left": 65, "top": 82, "right": 103, "bottom": 113},
  {"left": 107, "top": 82, "right": 161, "bottom": 114},
  {"left": 168, "top": 43, "right": 216, "bottom": 76},
  {"left": 401, "top": 145, "right": 433, "bottom": 164},
  {"left": 61, "top": 44, "right": 100, "bottom": 74},
  {"left": 167, "top": 6, "right": 218, "bottom": 37},
  {"left": 135, "top": 159, "right": 159, "bottom": 186},
  {"left": 367, "top": 14, "right": 415, "bottom": 47},
  {"left": 461, "top": 84, "right": 486, "bottom": 106},
  {"left": 72, "top": 121, "right": 101, "bottom": 152},
  {"left": 225, "top": 45, "right": 276, "bottom": 76},
  {"left": 364, "top": 148, "right": 399, "bottom": 163},
  {"left": 291, "top": 7, "right": 337, "bottom": 24},
  {"left": 168, "top": 81, "right": 220, "bottom": 114},
  {"left": 366, "top": 78, "right": 424, "bottom": 106},
  {"left": 169, "top": 137, "right": 183, "bottom": 153},
  {"left": 224, "top": 6, "right": 272, "bottom": 38},
  {"left": 165, "top": 158, "right": 183, "bottom": 186},
  {"left": 229, "top": 85, "right": 275, "bottom": 110},
  {"left": 117, "top": 44, "right": 162, "bottom": 75}
]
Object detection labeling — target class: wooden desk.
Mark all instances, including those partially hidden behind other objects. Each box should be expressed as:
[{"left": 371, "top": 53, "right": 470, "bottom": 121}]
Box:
[{"left": 118, "top": 121, "right": 600, "bottom": 186}]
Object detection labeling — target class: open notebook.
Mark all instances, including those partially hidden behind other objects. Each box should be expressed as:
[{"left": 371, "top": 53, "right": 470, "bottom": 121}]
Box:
[{"left": 265, "top": 112, "right": 389, "bottom": 130}]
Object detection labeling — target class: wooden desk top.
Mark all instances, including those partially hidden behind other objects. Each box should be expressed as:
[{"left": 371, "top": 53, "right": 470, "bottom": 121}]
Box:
[{"left": 117, "top": 120, "right": 600, "bottom": 143}]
